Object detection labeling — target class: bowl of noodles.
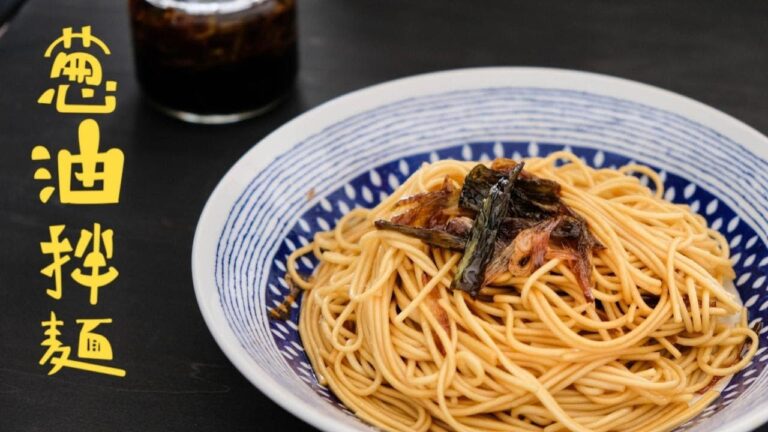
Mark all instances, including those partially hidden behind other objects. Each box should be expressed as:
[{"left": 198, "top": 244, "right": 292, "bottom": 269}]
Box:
[{"left": 192, "top": 68, "right": 768, "bottom": 432}]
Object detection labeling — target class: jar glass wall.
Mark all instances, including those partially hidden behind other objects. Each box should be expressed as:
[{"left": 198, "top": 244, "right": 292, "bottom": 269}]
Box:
[{"left": 129, "top": 0, "right": 297, "bottom": 124}]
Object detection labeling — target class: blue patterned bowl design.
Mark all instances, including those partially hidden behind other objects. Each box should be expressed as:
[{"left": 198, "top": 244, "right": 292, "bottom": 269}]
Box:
[{"left": 195, "top": 69, "right": 768, "bottom": 432}]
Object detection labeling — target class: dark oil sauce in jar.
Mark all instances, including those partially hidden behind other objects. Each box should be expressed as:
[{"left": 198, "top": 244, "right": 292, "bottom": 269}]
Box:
[{"left": 129, "top": 0, "right": 297, "bottom": 119}]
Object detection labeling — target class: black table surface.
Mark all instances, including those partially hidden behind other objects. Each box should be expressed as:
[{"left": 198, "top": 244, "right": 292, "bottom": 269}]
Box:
[{"left": 2, "top": 0, "right": 768, "bottom": 431}]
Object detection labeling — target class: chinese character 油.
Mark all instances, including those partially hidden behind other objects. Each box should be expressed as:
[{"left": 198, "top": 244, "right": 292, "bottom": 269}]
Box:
[{"left": 32, "top": 119, "right": 124, "bottom": 204}]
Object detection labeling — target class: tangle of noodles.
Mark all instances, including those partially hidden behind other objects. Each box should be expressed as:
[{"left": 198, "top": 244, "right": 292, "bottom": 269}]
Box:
[{"left": 287, "top": 151, "right": 759, "bottom": 432}]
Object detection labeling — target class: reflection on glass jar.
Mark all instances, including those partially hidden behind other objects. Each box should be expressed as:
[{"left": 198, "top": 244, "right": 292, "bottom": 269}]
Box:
[{"left": 129, "top": 0, "right": 297, "bottom": 124}]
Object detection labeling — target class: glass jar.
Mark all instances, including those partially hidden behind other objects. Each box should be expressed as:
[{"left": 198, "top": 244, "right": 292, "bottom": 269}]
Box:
[{"left": 129, "top": 0, "right": 297, "bottom": 124}]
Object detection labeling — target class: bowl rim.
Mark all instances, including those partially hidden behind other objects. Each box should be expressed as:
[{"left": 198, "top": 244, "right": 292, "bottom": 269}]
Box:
[{"left": 191, "top": 66, "right": 768, "bottom": 432}]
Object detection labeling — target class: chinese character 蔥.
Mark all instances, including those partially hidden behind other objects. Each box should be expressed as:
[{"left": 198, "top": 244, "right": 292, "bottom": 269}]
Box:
[
  {"left": 32, "top": 119, "right": 124, "bottom": 204},
  {"left": 39, "top": 311, "right": 125, "bottom": 377},
  {"left": 37, "top": 26, "right": 116, "bottom": 114}
]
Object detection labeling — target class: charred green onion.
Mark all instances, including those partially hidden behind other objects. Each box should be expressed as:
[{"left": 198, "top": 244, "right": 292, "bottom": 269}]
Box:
[
  {"left": 374, "top": 158, "right": 601, "bottom": 303},
  {"left": 451, "top": 164, "right": 523, "bottom": 296},
  {"left": 374, "top": 220, "right": 466, "bottom": 250},
  {"left": 459, "top": 163, "right": 563, "bottom": 217}
]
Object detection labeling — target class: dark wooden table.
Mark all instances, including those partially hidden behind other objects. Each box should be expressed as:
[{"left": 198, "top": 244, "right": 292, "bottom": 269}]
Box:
[{"left": 2, "top": 0, "right": 768, "bottom": 431}]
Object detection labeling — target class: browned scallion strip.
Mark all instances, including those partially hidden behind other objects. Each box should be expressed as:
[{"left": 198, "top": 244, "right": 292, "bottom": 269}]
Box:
[
  {"left": 374, "top": 220, "right": 466, "bottom": 250},
  {"left": 485, "top": 217, "right": 562, "bottom": 284},
  {"left": 391, "top": 177, "right": 462, "bottom": 229},
  {"left": 269, "top": 276, "right": 301, "bottom": 320}
]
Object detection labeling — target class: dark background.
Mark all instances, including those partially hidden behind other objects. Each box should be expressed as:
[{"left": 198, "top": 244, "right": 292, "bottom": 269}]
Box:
[{"left": 1, "top": 0, "right": 767, "bottom": 431}]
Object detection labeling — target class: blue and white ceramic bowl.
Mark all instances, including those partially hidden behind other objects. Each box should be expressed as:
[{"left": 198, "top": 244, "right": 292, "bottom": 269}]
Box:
[{"left": 192, "top": 68, "right": 768, "bottom": 432}]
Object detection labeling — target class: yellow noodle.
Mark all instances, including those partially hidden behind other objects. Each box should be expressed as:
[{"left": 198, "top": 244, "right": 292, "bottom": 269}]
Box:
[{"left": 293, "top": 152, "right": 758, "bottom": 432}]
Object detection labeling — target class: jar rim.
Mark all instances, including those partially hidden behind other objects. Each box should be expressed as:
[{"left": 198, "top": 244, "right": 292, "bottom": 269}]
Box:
[{"left": 142, "top": 0, "right": 270, "bottom": 15}]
